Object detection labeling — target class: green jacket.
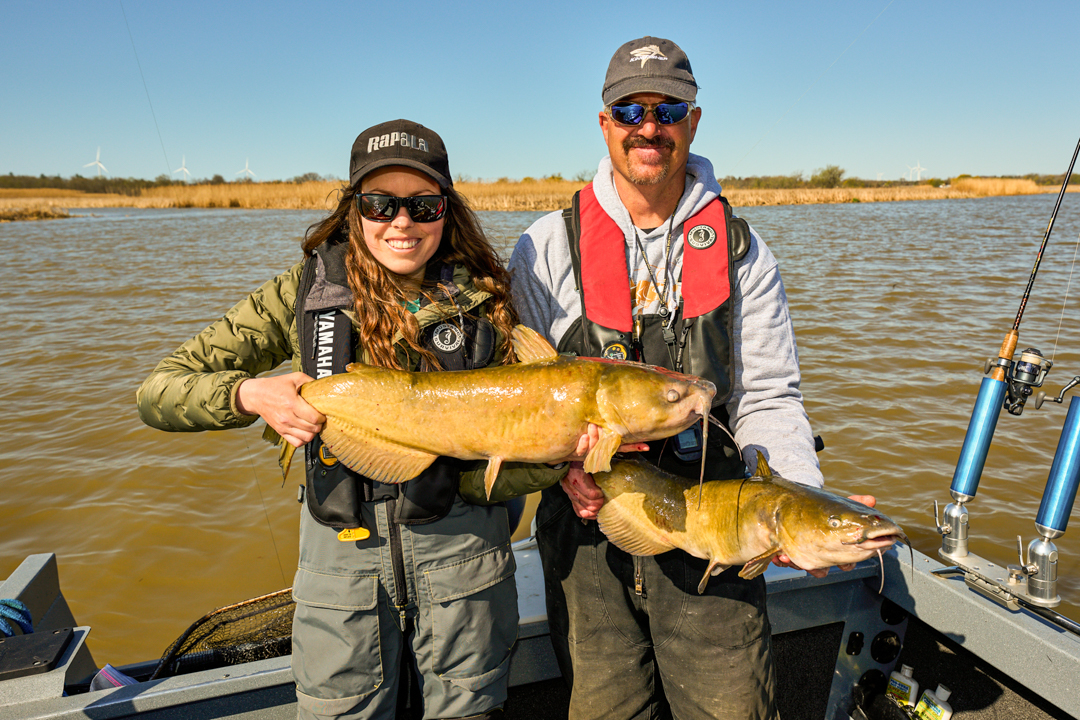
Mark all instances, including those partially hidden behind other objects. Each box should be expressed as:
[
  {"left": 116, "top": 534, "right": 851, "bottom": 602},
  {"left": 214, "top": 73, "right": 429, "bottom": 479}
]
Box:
[{"left": 136, "top": 258, "right": 565, "bottom": 503}]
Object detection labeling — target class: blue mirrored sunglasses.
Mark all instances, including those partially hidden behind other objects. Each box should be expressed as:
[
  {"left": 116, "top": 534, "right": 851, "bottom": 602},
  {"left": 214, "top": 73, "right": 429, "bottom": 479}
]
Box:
[{"left": 607, "top": 101, "right": 692, "bottom": 127}]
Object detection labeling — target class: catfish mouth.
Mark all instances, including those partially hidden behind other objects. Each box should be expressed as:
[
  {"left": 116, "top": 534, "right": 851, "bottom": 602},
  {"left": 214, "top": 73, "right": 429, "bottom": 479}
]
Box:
[{"left": 843, "top": 530, "right": 907, "bottom": 550}]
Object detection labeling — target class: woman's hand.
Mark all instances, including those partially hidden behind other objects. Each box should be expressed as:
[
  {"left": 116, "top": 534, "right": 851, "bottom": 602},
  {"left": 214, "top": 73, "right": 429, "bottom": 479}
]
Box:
[
  {"left": 556, "top": 424, "right": 650, "bottom": 464},
  {"left": 771, "top": 494, "right": 878, "bottom": 577},
  {"left": 556, "top": 424, "right": 650, "bottom": 519},
  {"left": 236, "top": 373, "right": 326, "bottom": 447}
]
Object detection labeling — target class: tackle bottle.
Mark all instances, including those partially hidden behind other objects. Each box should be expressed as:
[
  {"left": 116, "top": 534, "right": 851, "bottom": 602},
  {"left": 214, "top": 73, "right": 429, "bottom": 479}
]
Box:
[
  {"left": 913, "top": 684, "right": 953, "bottom": 720},
  {"left": 885, "top": 664, "right": 919, "bottom": 707}
]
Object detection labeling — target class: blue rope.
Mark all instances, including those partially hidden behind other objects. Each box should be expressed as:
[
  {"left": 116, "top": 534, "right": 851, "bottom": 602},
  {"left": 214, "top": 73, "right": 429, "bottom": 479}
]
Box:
[{"left": 0, "top": 599, "right": 33, "bottom": 637}]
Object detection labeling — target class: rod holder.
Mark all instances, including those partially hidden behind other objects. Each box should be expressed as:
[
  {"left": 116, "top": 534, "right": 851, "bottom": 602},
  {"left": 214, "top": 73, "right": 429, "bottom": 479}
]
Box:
[
  {"left": 1025, "top": 535, "right": 1060, "bottom": 606},
  {"left": 1035, "top": 395, "right": 1080, "bottom": 536},
  {"left": 951, "top": 376, "right": 1008, "bottom": 500},
  {"left": 936, "top": 498, "right": 971, "bottom": 559}
]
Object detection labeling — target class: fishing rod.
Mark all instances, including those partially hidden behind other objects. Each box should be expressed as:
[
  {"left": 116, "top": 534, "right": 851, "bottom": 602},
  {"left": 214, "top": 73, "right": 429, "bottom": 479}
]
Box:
[{"left": 935, "top": 134, "right": 1080, "bottom": 617}]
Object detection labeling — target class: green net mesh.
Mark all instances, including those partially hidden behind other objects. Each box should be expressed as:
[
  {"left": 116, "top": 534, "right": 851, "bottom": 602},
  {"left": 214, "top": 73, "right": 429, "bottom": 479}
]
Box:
[{"left": 151, "top": 588, "right": 294, "bottom": 680}]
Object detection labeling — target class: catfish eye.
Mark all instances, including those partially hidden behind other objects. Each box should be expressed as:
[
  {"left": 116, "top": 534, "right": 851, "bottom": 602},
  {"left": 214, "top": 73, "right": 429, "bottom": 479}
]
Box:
[
  {"left": 827, "top": 517, "right": 841, "bottom": 529},
  {"left": 666, "top": 389, "right": 681, "bottom": 403}
]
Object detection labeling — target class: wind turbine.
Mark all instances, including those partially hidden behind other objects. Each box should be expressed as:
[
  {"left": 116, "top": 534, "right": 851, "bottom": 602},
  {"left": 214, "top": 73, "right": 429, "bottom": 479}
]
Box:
[
  {"left": 173, "top": 155, "right": 191, "bottom": 182},
  {"left": 235, "top": 159, "right": 256, "bottom": 180},
  {"left": 84, "top": 147, "right": 108, "bottom": 177},
  {"left": 912, "top": 161, "right": 926, "bottom": 182},
  {"left": 905, "top": 165, "right": 916, "bottom": 181}
]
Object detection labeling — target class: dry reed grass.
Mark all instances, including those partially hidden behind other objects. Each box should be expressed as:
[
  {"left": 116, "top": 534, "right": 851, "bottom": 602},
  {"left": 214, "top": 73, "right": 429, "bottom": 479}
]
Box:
[
  {"left": 0, "top": 176, "right": 1068, "bottom": 218},
  {"left": 950, "top": 177, "right": 1043, "bottom": 196},
  {"left": 0, "top": 203, "right": 72, "bottom": 222},
  {"left": 456, "top": 180, "right": 587, "bottom": 211},
  {"left": 140, "top": 181, "right": 344, "bottom": 210}
]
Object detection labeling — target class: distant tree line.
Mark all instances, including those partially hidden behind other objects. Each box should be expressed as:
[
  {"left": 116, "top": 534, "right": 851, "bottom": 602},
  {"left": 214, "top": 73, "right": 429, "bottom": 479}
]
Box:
[
  {"left": 1012, "top": 173, "right": 1080, "bottom": 186},
  {"left": 721, "top": 166, "right": 902, "bottom": 190},
  {"left": 0, "top": 172, "right": 336, "bottom": 196}
]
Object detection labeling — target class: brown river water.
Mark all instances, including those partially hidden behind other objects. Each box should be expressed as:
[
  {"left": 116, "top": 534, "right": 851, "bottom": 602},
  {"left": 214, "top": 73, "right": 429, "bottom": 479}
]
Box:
[{"left": 3, "top": 194, "right": 1080, "bottom": 668}]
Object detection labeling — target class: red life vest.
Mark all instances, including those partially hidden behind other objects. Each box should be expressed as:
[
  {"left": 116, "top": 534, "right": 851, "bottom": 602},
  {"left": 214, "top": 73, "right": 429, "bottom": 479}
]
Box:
[
  {"left": 557, "top": 182, "right": 751, "bottom": 480},
  {"left": 578, "top": 183, "right": 732, "bottom": 331}
]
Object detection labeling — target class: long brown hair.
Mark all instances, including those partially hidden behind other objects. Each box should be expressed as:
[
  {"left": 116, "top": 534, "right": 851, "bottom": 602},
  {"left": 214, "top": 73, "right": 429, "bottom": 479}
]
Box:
[{"left": 303, "top": 181, "right": 518, "bottom": 370}]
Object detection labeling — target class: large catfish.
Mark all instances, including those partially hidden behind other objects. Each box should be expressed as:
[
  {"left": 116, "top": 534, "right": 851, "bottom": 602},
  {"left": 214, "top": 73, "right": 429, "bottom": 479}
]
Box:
[
  {"left": 593, "top": 453, "right": 906, "bottom": 593},
  {"left": 283, "top": 325, "right": 716, "bottom": 498}
]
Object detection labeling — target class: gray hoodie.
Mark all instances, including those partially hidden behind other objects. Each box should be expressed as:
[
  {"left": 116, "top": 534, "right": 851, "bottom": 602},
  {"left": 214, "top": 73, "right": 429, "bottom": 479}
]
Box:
[{"left": 508, "top": 153, "right": 823, "bottom": 488}]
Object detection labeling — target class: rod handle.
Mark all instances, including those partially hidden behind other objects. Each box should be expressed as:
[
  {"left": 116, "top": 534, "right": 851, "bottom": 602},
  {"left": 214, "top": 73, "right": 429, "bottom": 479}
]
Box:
[{"left": 989, "top": 329, "right": 1019, "bottom": 382}]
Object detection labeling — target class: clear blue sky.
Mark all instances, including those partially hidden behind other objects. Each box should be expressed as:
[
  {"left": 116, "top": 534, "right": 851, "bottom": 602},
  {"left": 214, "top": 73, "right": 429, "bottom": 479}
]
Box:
[{"left": 5, "top": 0, "right": 1080, "bottom": 183}]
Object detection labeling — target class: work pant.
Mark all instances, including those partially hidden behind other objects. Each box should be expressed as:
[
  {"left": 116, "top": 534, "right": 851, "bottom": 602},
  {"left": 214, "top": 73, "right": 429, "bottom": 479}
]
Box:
[
  {"left": 291, "top": 495, "right": 519, "bottom": 720},
  {"left": 535, "top": 486, "right": 777, "bottom": 720}
]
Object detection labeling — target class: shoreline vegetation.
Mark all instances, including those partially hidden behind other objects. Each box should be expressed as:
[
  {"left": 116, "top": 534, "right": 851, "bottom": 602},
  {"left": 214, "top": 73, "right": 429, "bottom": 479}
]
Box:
[{"left": 2, "top": 175, "right": 1076, "bottom": 221}]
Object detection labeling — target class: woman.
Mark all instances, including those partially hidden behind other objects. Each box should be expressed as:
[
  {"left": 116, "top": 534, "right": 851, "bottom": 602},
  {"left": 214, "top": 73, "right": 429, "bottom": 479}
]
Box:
[{"left": 137, "top": 119, "right": 567, "bottom": 720}]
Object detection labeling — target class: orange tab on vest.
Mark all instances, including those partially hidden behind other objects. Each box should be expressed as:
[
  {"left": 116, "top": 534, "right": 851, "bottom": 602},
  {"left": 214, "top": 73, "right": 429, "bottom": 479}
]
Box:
[{"left": 337, "top": 527, "right": 370, "bottom": 542}]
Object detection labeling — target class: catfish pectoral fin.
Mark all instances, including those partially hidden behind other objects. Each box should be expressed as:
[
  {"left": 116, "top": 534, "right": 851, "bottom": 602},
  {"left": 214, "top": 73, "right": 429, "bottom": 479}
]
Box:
[
  {"left": 321, "top": 421, "right": 437, "bottom": 484},
  {"left": 738, "top": 547, "right": 780, "bottom": 580},
  {"left": 595, "top": 499, "right": 675, "bottom": 556},
  {"left": 483, "top": 456, "right": 504, "bottom": 500},
  {"left": 583, "top": 429, "right": 623, "bottom": 474},
  {"left": 698, "top": 559, "right": 732, "bottom": 594},
  {"left": 279, "top": 443, "right": 296, "bottom": 480}
]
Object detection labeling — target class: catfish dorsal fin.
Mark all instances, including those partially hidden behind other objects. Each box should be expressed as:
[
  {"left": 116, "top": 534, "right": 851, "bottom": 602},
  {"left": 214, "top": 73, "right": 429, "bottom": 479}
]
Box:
[
  {"left": 511, "top": 325, "right": 560, "bottom": 364},
  {"left": 754, "top": 450, "right": 773, "bottom": 480}
]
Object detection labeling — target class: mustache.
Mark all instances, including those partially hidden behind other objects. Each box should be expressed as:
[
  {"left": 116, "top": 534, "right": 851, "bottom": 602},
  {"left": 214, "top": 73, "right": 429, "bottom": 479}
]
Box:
[{"left": 623, "top": 136, "right": 675, "bottom": 153}]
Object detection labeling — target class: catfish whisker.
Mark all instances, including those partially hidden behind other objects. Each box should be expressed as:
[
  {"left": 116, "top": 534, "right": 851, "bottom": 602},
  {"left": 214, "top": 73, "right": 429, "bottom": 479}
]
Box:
[
  {"left": 877, "top": 548, "right": 885, "bottom": 594},
  {"left": 697, "top": 398, "right": 708, "bottom": 509}
]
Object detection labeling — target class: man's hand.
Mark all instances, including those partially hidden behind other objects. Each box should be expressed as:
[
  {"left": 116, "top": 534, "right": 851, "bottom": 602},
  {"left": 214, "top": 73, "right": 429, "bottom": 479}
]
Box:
[
  {"left": 561, "top": 463, "right": 605, "bottom": 519},
  {"left": 770, "top": 494, "right": 877, "bottom": 577},
  {"left": 236, "top": 373, "right": 326, "bottom": 448}
]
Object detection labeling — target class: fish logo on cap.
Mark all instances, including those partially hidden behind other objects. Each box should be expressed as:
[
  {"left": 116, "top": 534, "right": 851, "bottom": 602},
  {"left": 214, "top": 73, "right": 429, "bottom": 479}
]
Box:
[{"left": 629, "top": 45, "right": 668, "bottom": 68}]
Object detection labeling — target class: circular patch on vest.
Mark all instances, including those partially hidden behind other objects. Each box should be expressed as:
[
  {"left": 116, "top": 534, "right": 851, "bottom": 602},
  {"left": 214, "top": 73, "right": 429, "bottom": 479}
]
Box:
[
  {"left": 601, "top": 342, "right": 630, "bottom": 361},
  {"left": 687, "top": 224, "right": 718, "bottom": 250},
  {"left": 432, "top": 323, "right": 464, "bottom": 353},
  {"left": 318, "top": 444, "right": 339, "bottom": 467}
]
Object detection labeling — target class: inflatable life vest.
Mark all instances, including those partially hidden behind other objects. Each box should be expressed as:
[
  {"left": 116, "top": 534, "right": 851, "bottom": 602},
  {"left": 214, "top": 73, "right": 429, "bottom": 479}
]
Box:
[
  {"left": 294, "top": 238, "right": 496, "bottom": 530},
  {"left": 557, "top": 184, "right": 751, "bottom": 480}
]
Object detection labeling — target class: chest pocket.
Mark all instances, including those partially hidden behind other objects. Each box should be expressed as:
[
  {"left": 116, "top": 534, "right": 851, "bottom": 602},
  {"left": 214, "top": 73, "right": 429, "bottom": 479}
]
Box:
[{"left": 422, "top": 314, "right": 496, "bottom": 371}]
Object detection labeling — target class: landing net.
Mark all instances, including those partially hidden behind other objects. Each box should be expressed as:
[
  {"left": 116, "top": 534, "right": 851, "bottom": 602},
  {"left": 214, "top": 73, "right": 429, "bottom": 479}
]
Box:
[{"left": 150, "top": 588, "right": 294, "bottom": 680}]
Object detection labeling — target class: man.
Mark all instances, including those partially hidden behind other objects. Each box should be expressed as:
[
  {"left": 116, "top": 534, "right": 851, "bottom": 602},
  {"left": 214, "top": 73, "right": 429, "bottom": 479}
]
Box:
[{"left": 509, "top": 37, "right": 871, "bottom": 719}]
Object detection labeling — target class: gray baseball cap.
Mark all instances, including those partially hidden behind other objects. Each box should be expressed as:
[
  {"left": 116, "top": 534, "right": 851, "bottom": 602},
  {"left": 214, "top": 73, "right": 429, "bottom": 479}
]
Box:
[
  {"left": 349, "top": 119, "right": 452, "bottom": 188},
  {"left": 602, "top": 37, "right": 698, "bottom": 106}
]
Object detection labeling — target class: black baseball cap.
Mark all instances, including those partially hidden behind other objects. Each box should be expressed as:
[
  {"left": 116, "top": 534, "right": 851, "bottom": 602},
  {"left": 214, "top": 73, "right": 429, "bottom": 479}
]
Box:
[
  {"left": 602, "top": 37, "right": 698, "bottom": 106},
  {"left": 349, "top": 119, "right": 452, "bottom": 188}
]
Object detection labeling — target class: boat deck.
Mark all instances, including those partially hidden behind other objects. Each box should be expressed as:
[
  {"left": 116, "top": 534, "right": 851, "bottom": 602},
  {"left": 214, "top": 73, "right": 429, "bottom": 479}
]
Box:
[{"left": 1, "top": 543, "right": 1078, "bottom": 719}]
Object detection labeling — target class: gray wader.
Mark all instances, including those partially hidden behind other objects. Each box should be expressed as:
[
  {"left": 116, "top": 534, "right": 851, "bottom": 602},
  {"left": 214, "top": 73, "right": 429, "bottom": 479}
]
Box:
[
  {"left": 292, "top": 494, "right": 518, "bottom": 720},
  {"left": 535, "top": 486, "right": 777, "bottom": 720}
]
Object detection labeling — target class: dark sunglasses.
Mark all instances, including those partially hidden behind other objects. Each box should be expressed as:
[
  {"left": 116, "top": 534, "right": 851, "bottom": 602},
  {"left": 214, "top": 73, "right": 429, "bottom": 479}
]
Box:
[
  {"left": 607, "top": 101, "right": 692, "bottom": 127},
  {"left": 356, "top": 193, "right": 447, "bottom": 223}
]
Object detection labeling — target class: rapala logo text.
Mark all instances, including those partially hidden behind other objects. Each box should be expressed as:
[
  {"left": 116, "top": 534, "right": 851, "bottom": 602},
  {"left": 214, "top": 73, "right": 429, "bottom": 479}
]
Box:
[{"left": 367, "top": 132, "right": 430, "bottom": 154}]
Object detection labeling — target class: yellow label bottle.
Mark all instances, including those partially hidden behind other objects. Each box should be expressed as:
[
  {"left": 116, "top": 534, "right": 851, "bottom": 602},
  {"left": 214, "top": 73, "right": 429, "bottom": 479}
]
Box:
[
  {"left": 913, "top": 684, "right": 953, "bottom": 720},
  {"left": 885, "top": 664, "right": 919, "bottom": 707}
]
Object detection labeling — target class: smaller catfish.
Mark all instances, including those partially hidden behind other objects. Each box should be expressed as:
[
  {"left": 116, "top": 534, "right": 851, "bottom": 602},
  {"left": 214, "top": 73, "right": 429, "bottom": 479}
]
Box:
[
  {"left": 593, "top": 453, "right": 906, "bottom": 594},
  {"left": 282, "top": 325, "right": 716, "bottom": 498}
]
